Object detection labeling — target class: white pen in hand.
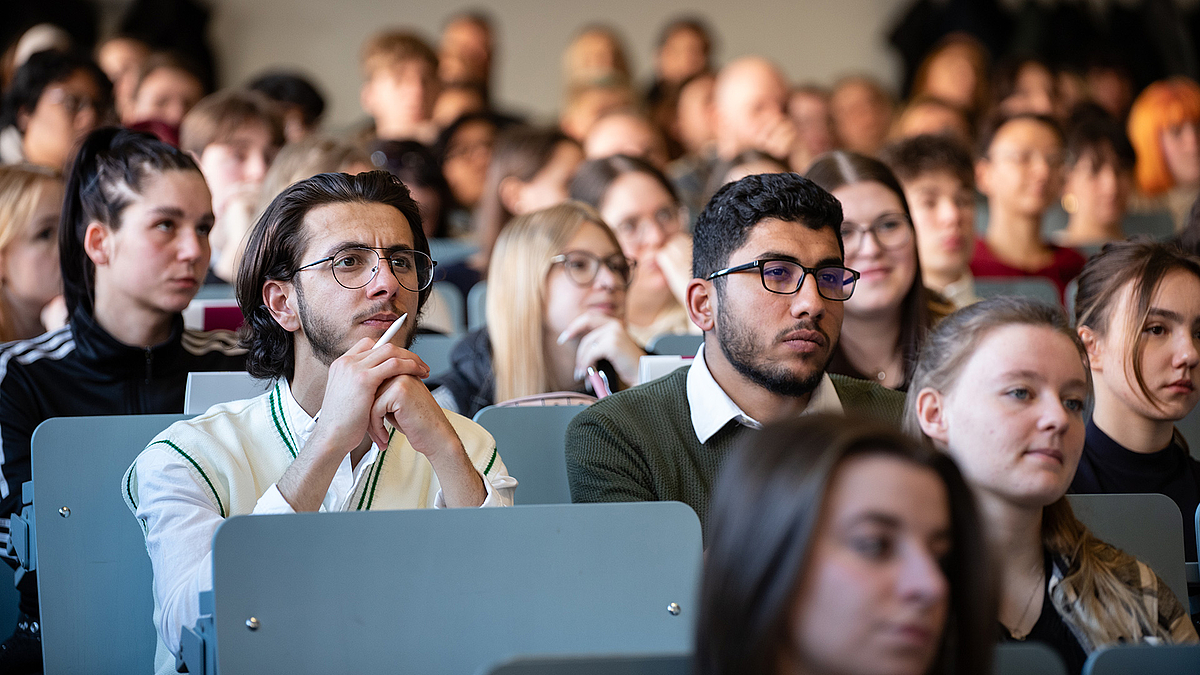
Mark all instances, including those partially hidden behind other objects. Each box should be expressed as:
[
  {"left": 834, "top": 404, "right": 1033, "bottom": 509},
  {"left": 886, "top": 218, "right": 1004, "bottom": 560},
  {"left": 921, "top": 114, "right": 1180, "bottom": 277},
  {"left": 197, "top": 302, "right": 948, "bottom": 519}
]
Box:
[{"left": 373, "top": 313, "right": 408, "bottom": 349}]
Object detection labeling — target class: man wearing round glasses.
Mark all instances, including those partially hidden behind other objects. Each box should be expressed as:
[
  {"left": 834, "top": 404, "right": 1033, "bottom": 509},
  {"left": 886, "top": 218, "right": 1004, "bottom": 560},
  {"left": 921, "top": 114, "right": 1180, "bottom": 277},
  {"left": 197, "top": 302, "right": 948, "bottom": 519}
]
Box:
[
  {"left": 566, "top": 172, "right": 904, "bottom": 540},
  {"left": 126, "top": 172, "right": 513, "bottom": 665}
]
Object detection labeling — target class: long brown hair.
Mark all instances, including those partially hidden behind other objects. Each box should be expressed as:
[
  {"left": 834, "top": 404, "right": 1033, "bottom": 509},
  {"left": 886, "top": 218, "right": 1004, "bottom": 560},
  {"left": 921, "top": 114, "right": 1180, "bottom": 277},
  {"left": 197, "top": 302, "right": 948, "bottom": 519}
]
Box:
[
  {"left": 696, "top": 414, "right": 996, "bottom": 675},
  {"left": 472, "top": 126, "right": 578, "bottom": 272},
  {"left": 0, "top": 165, "right": 60, "bottom": 341},
  {"left": 806, "top": 150, "right": 940, "bottom": 385},
  {"left": 1075, "top": 239, "right": 1200, "bottom": 412}
]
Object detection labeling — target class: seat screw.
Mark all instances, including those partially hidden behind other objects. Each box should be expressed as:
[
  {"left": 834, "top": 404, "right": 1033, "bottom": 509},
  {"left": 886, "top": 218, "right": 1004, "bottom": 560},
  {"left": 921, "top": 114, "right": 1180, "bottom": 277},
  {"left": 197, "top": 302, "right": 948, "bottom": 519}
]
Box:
[
  {"left": 58, "top": 507, "right": 70, "bottom": 518},
  {"left": 246, "top": 617, "right": 260, "bottom": 631},
  {"left": 667, "top": 603, "right": 681, "bottom": 616}
]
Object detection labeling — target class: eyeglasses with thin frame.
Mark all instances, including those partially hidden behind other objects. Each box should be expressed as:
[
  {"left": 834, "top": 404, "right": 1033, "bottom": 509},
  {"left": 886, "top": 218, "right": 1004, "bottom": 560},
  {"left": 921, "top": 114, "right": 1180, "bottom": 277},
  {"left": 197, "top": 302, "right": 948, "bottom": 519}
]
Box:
[
  {"left": 706, "top": 259, "right": 859, "bottom": 301},
  {"left": 550, "top": 250, "right": 636, "bottom": 288},
  {"left": 840, "top": 214, "right": 914, "bottom": 256},
  {"left": 295, "top": 246, "right": 436, "bottom": 292},
  {"left": 614, "top": 205, "right": 683, "bottom": 243}
]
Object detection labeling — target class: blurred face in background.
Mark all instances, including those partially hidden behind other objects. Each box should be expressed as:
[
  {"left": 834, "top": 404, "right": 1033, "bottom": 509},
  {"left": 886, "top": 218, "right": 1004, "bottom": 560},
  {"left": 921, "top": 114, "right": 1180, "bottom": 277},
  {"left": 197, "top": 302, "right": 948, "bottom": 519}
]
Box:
[
  {"left": 901, "top": 171, "right": 975, "bottom": 289},
  {"left": 196, "top": 121, "right": 278, "bottom": 219},
  {"left": 1160, "top": 120, "right": 1200, "bottom": 188},
  {"left": 442, "top": 118, "right": 497, "bottom": 209},
  {"left": 1, "top": 180, "right": 64, "bottom": 317},
  {"left": 656, "top": 26, "right": 707, "bottom": 85},
  {"left": 788, "top": 89, "right": 835, "bottom": 172},
  {"left": 676, "top": 73, "right": 716, "bottom": 156},
  {"left": 584, "top": 114, "right": 668, "bottom": 168},
  {"left": 714, "top": 58, "right": 791, "bottom": 158},
  {"left": 920, "top": 43, "right": 979, "bottom": 112},
  {"left": 19, "top": 69, "right": 106, "bottom": 171},
  {"left": 598, "top": 170, "right": 682, "bottom": 295},
  {"left": 1063, "top": 143, "right": 1132, "bottom": 229},
  {"left": 97, "top": 37, "right": 149, "bottom": 117},
  {"left": 978, "top": 118, "right": 1064, "bottom": 220},
  {"left": 127, "top": 66, "right": 204, "bottom": 127},
  {"left": 831, "top": 79, "right": 893, "bottom": 157},
  {"left": 439, "top": 18, "right": 491, "bottom": 86},
  {"left": 999, "top": 62, "right": 1057, "bottom": 118}
]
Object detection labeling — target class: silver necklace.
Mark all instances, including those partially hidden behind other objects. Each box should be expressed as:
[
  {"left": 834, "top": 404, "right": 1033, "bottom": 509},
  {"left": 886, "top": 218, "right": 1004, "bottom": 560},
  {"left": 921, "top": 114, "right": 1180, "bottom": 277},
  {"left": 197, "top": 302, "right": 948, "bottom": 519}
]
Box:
[{"left": 1005, "top": 568, "right": 1045, "bottom": 640}]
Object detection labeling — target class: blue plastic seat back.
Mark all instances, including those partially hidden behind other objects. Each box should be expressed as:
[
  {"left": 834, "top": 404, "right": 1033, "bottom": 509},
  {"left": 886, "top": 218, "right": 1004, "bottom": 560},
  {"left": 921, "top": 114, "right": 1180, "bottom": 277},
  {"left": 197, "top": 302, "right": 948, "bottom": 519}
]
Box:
[
  {"left": 974, "top": 277, "right": 1061, "bottom": 306},
  {"left": 211, "top": 502, "right": 702, "bottom": 675},
  {"left": 994, "top": 643, "right": 1068, "bottom": 675},
  {"left": 1083, "top": 643, "right": 1200, "bottom": 675},
  {"left": 646, "top": 334, "right": 704, "bottom": 357},
  {"left": 32, "top": 413, "right": 191, "bottom": 675},
  {"left": 410, "top": 333, "right": 460, "bottom": 379},
  {"left": 484, "top": 653, "right": 691, "bottom": 675},
  {"left": 1066, "top": 494, "right": 1189, "bottom": 604},
  {"left": 468, "top": 280, "right": 488, "bottom": 330},
  {"left": 473, "top": 404, "right": 587, "bottom": 505}
]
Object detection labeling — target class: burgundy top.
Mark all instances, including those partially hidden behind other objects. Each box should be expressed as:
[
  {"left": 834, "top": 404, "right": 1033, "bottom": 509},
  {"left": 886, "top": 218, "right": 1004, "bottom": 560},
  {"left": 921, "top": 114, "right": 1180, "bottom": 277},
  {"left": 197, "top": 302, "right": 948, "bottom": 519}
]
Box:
[{"left": 969, "top": 239, "right": 1086, "bottom": 300}]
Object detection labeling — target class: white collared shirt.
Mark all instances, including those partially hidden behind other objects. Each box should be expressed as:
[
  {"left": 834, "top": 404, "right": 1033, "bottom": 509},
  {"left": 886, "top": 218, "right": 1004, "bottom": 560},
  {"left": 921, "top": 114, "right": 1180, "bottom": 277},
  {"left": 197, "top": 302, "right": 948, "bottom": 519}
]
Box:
[
  {"left": 686, "top": 344, "right": 843, "bottom": 444},
  {"left": 133, "top": 379, "right": 514, "bottom": 657}
]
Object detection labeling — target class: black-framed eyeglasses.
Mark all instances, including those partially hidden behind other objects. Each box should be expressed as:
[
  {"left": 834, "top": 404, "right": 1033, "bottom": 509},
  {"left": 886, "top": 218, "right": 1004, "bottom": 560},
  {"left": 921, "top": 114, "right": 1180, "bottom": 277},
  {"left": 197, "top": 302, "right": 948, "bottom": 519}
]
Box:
[
  {"left": 706, "top": 259, "right": 859, "bottom": 301},
  {"left": 550, "top": 250, "right": 636, "bottom": 288},
  {"left": 295, "top": 246, "right": 436, "bottom": 292},
  {"left": 840, "top": 214, "right": 913, "bottom": 255}
]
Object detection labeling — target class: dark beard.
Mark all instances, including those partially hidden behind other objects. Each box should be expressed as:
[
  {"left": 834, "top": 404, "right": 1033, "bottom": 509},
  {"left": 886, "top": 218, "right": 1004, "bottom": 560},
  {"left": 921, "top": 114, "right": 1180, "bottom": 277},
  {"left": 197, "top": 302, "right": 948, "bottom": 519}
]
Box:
[
  {"left": 294, "top": 278, "right": 344, "bottom": 367},
  {"left": 716, "top": 311, "right": 828, "bottom": 399},
  {"left": 293, "top": 279, "right": 415, "bottom": 366}
]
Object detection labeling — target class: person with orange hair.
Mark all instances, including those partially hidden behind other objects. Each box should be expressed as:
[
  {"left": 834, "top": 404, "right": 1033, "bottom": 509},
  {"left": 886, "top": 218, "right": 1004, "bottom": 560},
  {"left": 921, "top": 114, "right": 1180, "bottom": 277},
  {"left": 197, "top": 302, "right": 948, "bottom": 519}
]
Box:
[{"left": 1127, "top": 77, "right": 1200, "bottom": 231}]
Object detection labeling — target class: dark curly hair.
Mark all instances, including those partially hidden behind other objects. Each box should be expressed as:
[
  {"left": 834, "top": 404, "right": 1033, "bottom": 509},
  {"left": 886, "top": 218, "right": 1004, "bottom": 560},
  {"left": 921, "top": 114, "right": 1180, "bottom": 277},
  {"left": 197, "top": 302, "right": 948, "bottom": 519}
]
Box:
[
  {"left": 235, "top": 170, "right": 429, "bottom": 381},
  {"left": 691, "top": 172, "right": 843, "bottom": 280}
]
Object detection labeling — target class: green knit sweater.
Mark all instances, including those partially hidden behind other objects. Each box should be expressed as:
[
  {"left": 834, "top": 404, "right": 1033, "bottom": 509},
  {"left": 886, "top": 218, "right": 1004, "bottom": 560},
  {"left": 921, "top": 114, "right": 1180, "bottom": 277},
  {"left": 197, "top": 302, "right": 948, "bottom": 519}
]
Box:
[{"left": 565, "top": 367, "right": 905, "bottom": 541}]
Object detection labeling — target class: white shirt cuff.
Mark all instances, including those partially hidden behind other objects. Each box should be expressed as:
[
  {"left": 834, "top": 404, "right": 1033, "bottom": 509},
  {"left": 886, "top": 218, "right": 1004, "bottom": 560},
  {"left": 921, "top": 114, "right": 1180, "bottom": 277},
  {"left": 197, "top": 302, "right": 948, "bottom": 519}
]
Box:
[{"left": 251, "top": 484, "right": 298, "bottom": 514}]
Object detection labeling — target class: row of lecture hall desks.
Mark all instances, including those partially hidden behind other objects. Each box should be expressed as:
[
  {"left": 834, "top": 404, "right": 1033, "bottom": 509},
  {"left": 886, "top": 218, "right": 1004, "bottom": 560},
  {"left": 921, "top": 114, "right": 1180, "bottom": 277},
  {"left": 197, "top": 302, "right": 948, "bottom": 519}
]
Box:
[{"left": 4, "top": 237, "right": 1200, "bottom": 674}]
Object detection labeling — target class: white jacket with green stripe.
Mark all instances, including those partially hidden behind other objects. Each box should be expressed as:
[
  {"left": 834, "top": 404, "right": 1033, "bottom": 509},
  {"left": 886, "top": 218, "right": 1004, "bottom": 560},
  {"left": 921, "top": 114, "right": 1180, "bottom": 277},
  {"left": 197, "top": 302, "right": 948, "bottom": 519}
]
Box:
[{"left": 122, "top": 379, "right": 513, "bottom": 675}]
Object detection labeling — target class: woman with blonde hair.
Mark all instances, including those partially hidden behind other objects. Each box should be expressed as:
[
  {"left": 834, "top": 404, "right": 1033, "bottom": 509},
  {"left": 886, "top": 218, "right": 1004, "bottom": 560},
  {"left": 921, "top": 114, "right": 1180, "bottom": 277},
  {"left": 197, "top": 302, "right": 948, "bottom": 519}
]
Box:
[
  {"left": 1127, "top": 77, "right": 1200, "bottom": 230},
  {"left": 0, "top": 165, "right": 64, "bottom": 341},
  {"left": 430, "top": 201, "right": 645, "bottom": 417},
  {"left": 907, "top": 297, "right": 1197, "bottom": 674}
]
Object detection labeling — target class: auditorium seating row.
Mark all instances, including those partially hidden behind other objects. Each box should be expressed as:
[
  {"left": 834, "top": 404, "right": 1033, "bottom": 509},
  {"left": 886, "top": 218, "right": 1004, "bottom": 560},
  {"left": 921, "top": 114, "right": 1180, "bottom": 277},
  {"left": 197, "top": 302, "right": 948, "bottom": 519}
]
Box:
[{"left": 2, "top": 403, "right": 1199, "bottom": 673}]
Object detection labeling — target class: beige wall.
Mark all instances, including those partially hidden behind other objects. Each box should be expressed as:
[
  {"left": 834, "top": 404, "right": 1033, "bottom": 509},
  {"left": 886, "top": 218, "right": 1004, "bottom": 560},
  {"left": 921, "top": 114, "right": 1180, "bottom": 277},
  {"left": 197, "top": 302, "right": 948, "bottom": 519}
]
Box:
[{"left": 199, "top": 0, "right": 912, "bottom": 129}]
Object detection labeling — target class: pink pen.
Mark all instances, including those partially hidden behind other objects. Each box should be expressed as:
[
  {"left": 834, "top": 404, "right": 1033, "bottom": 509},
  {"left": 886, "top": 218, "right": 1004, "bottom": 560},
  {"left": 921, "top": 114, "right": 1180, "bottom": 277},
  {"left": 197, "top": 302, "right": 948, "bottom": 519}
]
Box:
[{"left": 586, "top": 366, "right": 612, "bottom": 398}]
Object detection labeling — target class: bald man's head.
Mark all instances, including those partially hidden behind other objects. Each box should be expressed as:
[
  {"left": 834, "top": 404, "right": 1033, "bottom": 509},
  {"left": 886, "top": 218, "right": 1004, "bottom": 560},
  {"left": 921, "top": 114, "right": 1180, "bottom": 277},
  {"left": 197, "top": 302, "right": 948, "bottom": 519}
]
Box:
[{"left": 713, "top": 56, "right": 791, "bottom": 159}]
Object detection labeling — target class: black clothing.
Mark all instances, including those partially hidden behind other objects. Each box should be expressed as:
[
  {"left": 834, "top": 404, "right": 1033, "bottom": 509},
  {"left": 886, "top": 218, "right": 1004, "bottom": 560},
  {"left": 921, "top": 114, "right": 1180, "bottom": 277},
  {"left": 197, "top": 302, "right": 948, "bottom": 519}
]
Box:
[
  {"left": 427, "top": 327, "right": 618, "bottom": 419},
  {"left": 427, "top": 328, "right": 496, "bottom": 419},
  {"left": 0, "top": 306, "right": 245, "bottom": 633},
  {"left": 1000, "top": 550, "right": 1088, "bottom": 675},
  {"left": 1071, "top": 419, "right": 1200, "bottom": 562}
]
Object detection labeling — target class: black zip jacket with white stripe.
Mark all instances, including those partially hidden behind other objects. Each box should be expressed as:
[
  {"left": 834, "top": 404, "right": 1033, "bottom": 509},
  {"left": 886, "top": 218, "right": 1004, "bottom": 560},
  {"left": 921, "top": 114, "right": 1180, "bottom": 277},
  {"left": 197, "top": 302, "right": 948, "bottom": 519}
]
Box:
[{"left": 0, "top": 306, "right": 245, "bottom": 617}]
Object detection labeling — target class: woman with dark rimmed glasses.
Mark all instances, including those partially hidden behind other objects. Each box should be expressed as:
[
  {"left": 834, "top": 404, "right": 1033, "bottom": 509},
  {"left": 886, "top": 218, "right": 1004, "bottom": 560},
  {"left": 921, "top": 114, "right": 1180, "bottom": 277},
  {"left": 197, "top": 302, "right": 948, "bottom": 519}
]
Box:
[
  {"left": 429, "top": 200, "right": 646, "bottom": 417},
  {"left": 808, "top": 151, "right": 951, "bottom": 391}
]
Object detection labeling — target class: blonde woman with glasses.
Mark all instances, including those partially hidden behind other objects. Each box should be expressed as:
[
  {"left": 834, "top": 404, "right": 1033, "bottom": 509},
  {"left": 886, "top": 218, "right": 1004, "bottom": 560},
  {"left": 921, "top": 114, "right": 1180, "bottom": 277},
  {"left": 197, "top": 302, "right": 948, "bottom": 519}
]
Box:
[
  {"left": 0, "top": 165, "right": 64, "bottom": 341},
  {"left": 430, "top": 201, "right": 645, "bottom": 417}
]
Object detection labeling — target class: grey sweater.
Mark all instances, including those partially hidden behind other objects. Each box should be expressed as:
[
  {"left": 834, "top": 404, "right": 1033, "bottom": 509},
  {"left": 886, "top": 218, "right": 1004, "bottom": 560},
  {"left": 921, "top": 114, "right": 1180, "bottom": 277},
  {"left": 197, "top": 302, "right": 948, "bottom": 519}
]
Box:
[{"left": 565, "top": 367, "right": 905, "bottom": 541}]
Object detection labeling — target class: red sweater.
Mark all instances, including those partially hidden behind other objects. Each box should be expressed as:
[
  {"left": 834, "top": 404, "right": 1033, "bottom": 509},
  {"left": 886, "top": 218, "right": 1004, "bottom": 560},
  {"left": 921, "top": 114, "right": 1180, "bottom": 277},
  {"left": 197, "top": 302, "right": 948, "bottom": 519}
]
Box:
[{"left": 969, "top": 239, "right": 1086, "bottom": 300}]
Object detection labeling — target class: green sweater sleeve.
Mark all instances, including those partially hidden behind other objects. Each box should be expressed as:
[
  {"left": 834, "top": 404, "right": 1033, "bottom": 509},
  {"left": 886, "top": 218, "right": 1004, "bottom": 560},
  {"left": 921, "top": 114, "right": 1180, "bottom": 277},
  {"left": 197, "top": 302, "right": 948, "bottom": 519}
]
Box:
[{"left": 565, "top": 404, "right": 659, "bottom": 504}]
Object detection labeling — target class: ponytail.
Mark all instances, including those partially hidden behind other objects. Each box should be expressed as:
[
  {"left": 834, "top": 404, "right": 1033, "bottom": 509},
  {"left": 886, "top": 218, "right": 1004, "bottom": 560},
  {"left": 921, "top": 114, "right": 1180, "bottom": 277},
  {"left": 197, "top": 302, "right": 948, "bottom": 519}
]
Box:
[{"left": 60, "top": 127, "right": 201, "bottom": 317}]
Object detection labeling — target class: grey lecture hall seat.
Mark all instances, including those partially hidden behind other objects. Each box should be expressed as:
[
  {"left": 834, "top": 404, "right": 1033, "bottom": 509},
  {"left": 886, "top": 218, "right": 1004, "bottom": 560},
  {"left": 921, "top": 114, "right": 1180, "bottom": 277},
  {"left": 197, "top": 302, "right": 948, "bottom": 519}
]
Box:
[
  {"left": 484, "top": 654, "right": 691, "bottom": 675},
  {"left": 410, "top": 332, "right": 459, "bottom": 379},
  {"left": 646, "top": 333, "right": 704, "bottom": 357},
  {"left": 468, "top": 280, "right": 488, "bottom": 330},
  {"left": 994, "top": 643, "right": 1068, "bottom": 675},
  {"left": 1083, "top": 644, "right": 1200, "bottom": 674},
  {"left": 973, "top": 277, "right": 1061, "bottom": 306},
  {"left": 188, "top": 502, "right": 701, "bottom": 675},
  {"left": 473, "top": 404, "right": 588, "bottom": 504},
  {"left": 1067, "top": 493, "right": 1189, "bottom": 604},
  {"left": 29, "top": 413, "right": 191, "bottom": 674}
]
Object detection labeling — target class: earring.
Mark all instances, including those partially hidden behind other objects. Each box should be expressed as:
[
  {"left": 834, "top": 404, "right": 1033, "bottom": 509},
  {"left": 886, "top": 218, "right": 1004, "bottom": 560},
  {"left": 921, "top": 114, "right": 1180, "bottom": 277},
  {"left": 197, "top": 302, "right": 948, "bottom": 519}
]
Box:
[{"left": 1062, "top": 193, "right": 1079, "bottom": 214}]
